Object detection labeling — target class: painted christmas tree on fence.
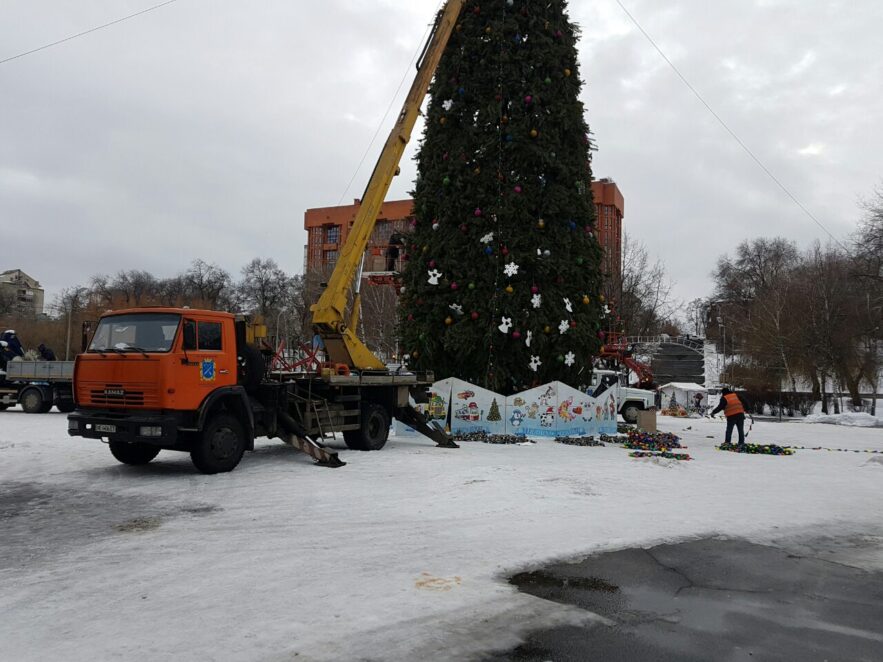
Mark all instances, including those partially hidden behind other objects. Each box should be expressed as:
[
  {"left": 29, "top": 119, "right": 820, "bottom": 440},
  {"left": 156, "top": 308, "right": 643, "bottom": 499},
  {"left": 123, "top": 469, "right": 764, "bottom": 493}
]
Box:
[{"left": 399, "top": 0, "right": 604, "bottom": 395}]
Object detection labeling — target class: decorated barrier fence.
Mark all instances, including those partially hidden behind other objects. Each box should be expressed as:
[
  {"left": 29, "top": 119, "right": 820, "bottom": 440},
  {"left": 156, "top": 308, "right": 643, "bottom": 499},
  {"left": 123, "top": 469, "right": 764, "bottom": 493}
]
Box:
[{"left": 420, "top": 378, "right": 618, "bottom": 438}]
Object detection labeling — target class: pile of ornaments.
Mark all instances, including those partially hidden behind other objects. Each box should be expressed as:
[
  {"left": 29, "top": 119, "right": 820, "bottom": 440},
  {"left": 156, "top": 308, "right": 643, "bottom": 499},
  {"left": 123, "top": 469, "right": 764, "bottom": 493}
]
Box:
[
  {"left": 718, "top": 442, "right": 794, "bottom": 456},
  {"left": 629, "top": 450, "right": 693, "bottom": 461},
  {"left": 623, "top": 430, "right": 684, "bottom": 452},
  {"left": 556, "top": 436, "right": 605, "bottom": 447},
  {"left": 617, "top": 424, "right": 635, "bottom": 434},
  {"left": 453, "top": 431, "right": 529, "bottom": 445},
  {"left": 600, "top": 434, "right": 629, "bottom": 444}
]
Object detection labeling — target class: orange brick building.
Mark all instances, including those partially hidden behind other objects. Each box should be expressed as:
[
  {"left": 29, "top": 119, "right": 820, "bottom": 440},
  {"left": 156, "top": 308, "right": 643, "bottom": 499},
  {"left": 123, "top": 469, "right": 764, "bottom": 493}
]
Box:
[
  {"left": 592, "top": 178, "right": 624, "bottom": 281},
  {"left": 304, "top": 180, "right": 624, "bottom": 281}
]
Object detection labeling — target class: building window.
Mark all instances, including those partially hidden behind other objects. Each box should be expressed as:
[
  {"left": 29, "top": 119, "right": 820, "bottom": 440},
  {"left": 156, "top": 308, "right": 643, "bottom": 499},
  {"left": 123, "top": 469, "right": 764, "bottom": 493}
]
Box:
[
  {"left": 325, "top": 226, "right": 340, "bottom": 244},
  {"left": 324, "top": 250, "right": 339, "bottom": 265}
]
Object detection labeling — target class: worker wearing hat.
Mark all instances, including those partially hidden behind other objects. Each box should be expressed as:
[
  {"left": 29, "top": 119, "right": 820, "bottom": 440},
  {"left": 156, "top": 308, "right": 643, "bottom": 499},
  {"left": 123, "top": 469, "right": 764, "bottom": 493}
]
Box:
[{"left": 710, "top": 387, "right": 749, "bottom": 445}]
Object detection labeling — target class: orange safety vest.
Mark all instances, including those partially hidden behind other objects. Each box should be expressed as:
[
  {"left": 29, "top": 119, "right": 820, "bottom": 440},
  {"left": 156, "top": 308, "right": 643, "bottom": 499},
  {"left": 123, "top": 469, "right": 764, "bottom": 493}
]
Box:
[{"left": 723, "top": 393, "right": 745, "bottom": 417}]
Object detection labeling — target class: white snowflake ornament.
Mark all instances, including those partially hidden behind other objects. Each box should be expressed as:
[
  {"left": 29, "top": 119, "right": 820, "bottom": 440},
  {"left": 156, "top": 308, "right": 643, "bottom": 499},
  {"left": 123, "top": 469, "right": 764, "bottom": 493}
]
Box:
[
  {"left": 480, "top": 232, "right": 495, "bottom": 244},
  {"left": 442, "top": 99, "right": 454, "bottom": 111},
  {"left": 449, "top": 304, "right": 464, "bottom": 315},
  {"left": 529, "top": 356, "right": 542, "bottom": 372},
  {"left": 503, "top": 262, "right": 520, "bottom": 278},
  {"left": 427, "top": 269, "right": 442, "bottom": 286},
  {"left": 559, "top": 320, "right": 570, "bottom": 335},
  {"left": 498, "top": 317, "right": 513, "bottom": 334},
  {"left": 565, "top": 352, "right": 576, "bottom": 367},
  {"left": 531, "top": 294, "right": 542, "bottom": 309},
  {"left": 525, "top": 330, "right": 533, "bottom": 348},
  {"left": 564, "top": 298, "right": 573, "bottom": 313}
]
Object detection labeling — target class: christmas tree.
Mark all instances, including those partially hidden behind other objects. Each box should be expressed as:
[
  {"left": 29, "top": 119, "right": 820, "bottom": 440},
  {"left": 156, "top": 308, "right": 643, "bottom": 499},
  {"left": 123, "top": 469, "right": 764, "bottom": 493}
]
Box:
[
  {"left": 399, "top": 0, "right": 604, "bottom": 395},
  {"left": 487, "top": 398, "right": 502, "bottom": 422}
]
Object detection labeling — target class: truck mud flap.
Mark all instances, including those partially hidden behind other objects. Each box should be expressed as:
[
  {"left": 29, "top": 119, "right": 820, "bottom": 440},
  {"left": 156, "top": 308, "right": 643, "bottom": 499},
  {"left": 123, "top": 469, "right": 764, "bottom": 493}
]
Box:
[
  {"left": 277, "top": 412, "right": 345, "bottom": 468},
  {"left": 395, "top": 406, "right": 459, "bottom": 449}
]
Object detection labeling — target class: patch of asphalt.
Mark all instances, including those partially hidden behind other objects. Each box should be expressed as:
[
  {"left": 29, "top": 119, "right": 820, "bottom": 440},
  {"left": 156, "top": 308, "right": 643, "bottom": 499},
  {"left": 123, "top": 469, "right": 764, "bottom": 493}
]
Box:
[
  {"left": 0, "top": 481, "right": 222, "bottom": 571},
  {"left": 487, "top": 536, "right": 883, "bottom": 661}
]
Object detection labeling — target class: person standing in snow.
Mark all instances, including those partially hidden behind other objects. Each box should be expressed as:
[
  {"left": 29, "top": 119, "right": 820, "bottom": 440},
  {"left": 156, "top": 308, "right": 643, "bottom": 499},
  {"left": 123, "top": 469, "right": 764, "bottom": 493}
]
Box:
[{"left": 710, "top": 387, "right": 749, "bottom": 445}]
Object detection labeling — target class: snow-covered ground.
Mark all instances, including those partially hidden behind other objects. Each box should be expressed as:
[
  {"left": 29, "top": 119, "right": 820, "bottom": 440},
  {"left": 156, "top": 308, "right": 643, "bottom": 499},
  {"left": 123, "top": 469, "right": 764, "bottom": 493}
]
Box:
[{"left": 1, "top": 409, "right": 882, "bottom": 661}]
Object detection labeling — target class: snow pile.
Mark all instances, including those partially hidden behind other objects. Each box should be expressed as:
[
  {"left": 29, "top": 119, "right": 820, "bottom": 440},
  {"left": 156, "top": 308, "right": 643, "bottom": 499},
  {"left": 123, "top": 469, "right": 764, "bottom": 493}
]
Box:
[{"left": 804, "top": 412, "right": 883, "bottom": 428}]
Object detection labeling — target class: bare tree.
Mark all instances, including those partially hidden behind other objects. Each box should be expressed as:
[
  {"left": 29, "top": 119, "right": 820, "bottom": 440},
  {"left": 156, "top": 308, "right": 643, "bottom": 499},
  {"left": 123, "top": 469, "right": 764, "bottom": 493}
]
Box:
[
  {"left": 0, "top": 288, "right": 15, "bottom": 316},
  {"left": 360, "top": 285, "right": 399, "bottom": 360},
  {"left": 855, "top": 185, "right": 883, "bottom": 283},
  {"left": 237, "top": 258, "right": 295, "bottom": 319},
  {"left": 611, "top": 233, "right": 676, "bottom": 336},
  {"left": 185, "top": 259, "right": 233, "bottom": 309}
]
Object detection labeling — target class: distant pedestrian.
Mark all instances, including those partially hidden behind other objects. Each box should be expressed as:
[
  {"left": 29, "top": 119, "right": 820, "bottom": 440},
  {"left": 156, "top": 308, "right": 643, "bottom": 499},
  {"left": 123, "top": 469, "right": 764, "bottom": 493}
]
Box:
[
  {"left": 710, "top": 387, "right": 749, "bottom": 445},
  {"left": 693, "top": 392, "right": 704, "bottom": 413},
  {"left": 38, "top": 344, "right": 57, "bottom": 361}
]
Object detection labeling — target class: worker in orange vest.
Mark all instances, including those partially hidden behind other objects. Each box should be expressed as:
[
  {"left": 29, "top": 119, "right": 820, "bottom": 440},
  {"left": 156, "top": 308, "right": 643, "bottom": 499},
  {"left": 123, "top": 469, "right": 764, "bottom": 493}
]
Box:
[{"left": 710, "top": 387, "right": 749, "bottom": 445}]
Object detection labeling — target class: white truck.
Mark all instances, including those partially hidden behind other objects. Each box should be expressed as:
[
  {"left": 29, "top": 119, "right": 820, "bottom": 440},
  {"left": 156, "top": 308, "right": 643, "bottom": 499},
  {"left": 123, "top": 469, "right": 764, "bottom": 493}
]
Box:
[
  {"left": 0, "top": 360, "right": 76, "bottom": 413},
  {"left": 588, "top": 369, "right": 655, "bottom": 424}
]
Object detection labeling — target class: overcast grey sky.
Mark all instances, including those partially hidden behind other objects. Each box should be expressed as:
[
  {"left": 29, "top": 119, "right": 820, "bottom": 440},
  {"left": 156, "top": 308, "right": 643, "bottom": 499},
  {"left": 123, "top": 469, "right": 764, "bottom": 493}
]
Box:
[{"left": 2, "top": 0, "right": 881, "bottom": 310}]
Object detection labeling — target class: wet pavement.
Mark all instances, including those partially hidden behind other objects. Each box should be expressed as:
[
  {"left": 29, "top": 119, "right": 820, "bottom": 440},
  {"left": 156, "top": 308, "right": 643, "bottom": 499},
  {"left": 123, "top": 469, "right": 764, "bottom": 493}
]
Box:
[{"left": 490, "top": 537, "right": 883, "bottom": 661}]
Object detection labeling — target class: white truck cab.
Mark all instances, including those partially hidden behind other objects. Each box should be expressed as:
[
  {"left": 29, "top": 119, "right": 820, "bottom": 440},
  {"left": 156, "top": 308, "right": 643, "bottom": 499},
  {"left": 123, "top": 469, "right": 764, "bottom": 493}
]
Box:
[{"left": 588, "top": 369, "right": 655, "bottom": 424}]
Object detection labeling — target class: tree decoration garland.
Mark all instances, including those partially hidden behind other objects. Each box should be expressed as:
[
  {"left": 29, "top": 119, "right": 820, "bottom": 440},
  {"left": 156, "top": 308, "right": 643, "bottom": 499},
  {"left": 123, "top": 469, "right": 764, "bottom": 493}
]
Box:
[
  {"left": 717, "top": 442, "right": 795, "bottom": 456},
  {"left": 629, "top": 450, "right": 693, "bottom": 461},
  {"left": 623, "top": 431, "right": 684, "bottom": 451},
  {"left": 556, "top": 436, "right": 605, "bottom": 447}
]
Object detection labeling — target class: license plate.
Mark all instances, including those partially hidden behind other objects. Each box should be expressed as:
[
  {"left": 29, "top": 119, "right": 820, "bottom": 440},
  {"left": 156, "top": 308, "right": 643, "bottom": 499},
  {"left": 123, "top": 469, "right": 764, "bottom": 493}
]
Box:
[{"left": 95, "top": 424, "right": 117, "bottom": 434}]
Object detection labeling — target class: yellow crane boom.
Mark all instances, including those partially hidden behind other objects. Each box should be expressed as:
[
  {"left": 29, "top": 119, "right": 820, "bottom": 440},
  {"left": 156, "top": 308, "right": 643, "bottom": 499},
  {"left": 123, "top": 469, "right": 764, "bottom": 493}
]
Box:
[{"left": 311, "top": 0, "right": 465, "bottom": 370}]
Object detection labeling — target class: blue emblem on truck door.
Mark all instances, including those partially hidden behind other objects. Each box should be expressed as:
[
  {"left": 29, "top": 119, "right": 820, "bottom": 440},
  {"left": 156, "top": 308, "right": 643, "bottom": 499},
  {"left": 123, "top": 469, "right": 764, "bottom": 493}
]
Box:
[{"left": 200, "top": 359, "right": 216, "bottom": 383}]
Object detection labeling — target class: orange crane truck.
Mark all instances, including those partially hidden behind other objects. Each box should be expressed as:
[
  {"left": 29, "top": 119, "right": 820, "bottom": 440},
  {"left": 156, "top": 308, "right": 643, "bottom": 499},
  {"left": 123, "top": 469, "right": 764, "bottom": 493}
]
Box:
[{"left": 66, "top": 1, "right": 466, "bottom": 473}]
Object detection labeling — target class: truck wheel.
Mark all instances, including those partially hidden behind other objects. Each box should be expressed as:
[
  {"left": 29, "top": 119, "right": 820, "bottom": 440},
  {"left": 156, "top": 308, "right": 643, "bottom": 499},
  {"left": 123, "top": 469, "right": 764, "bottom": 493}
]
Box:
[
  {"left": 109, "top": 441, "right": 161, "bottom": 466},
  {"left": 56, "top": 402, "right": 76, "bottom": 413},
  {"left": 20, "top": 389, "right": 45, "bottom": 414},
  {"left": 622, "top": 403, "right": 641, "bottom": 424},
  {"left": 191, "top": 413, "right": 246, "bottom": 474},
  {"left": 343, "top": 403, "right": 390, "bottom": 451}
]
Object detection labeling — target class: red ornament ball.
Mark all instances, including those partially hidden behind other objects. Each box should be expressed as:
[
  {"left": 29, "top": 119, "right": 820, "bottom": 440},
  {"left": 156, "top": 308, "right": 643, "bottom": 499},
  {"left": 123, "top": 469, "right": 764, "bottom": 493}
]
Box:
[
  {"left": 471, "top": 312, "right": 479, "bottom": 320},
  {"left": 512, "top": 331, "right": 522, "bottom": 340},
  {"left": 474, "top": 208, "right": 482, "bottom": 217}
]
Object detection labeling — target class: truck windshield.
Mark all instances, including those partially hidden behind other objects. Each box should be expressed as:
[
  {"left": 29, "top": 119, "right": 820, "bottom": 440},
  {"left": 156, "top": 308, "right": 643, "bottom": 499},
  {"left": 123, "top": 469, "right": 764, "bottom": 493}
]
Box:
[{"left": 89, "top": 314, "right": 181, "bottom": 354}]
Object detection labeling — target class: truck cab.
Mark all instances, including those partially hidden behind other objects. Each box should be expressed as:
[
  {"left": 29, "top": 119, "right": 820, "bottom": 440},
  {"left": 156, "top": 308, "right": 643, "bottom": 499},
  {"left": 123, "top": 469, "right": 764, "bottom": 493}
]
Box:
[
  {"left": 588, "top": 369, "right": 655, "bottom": 424},
  {"left": 68, "top": 308, "right": 267, "bottom": 474}
]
